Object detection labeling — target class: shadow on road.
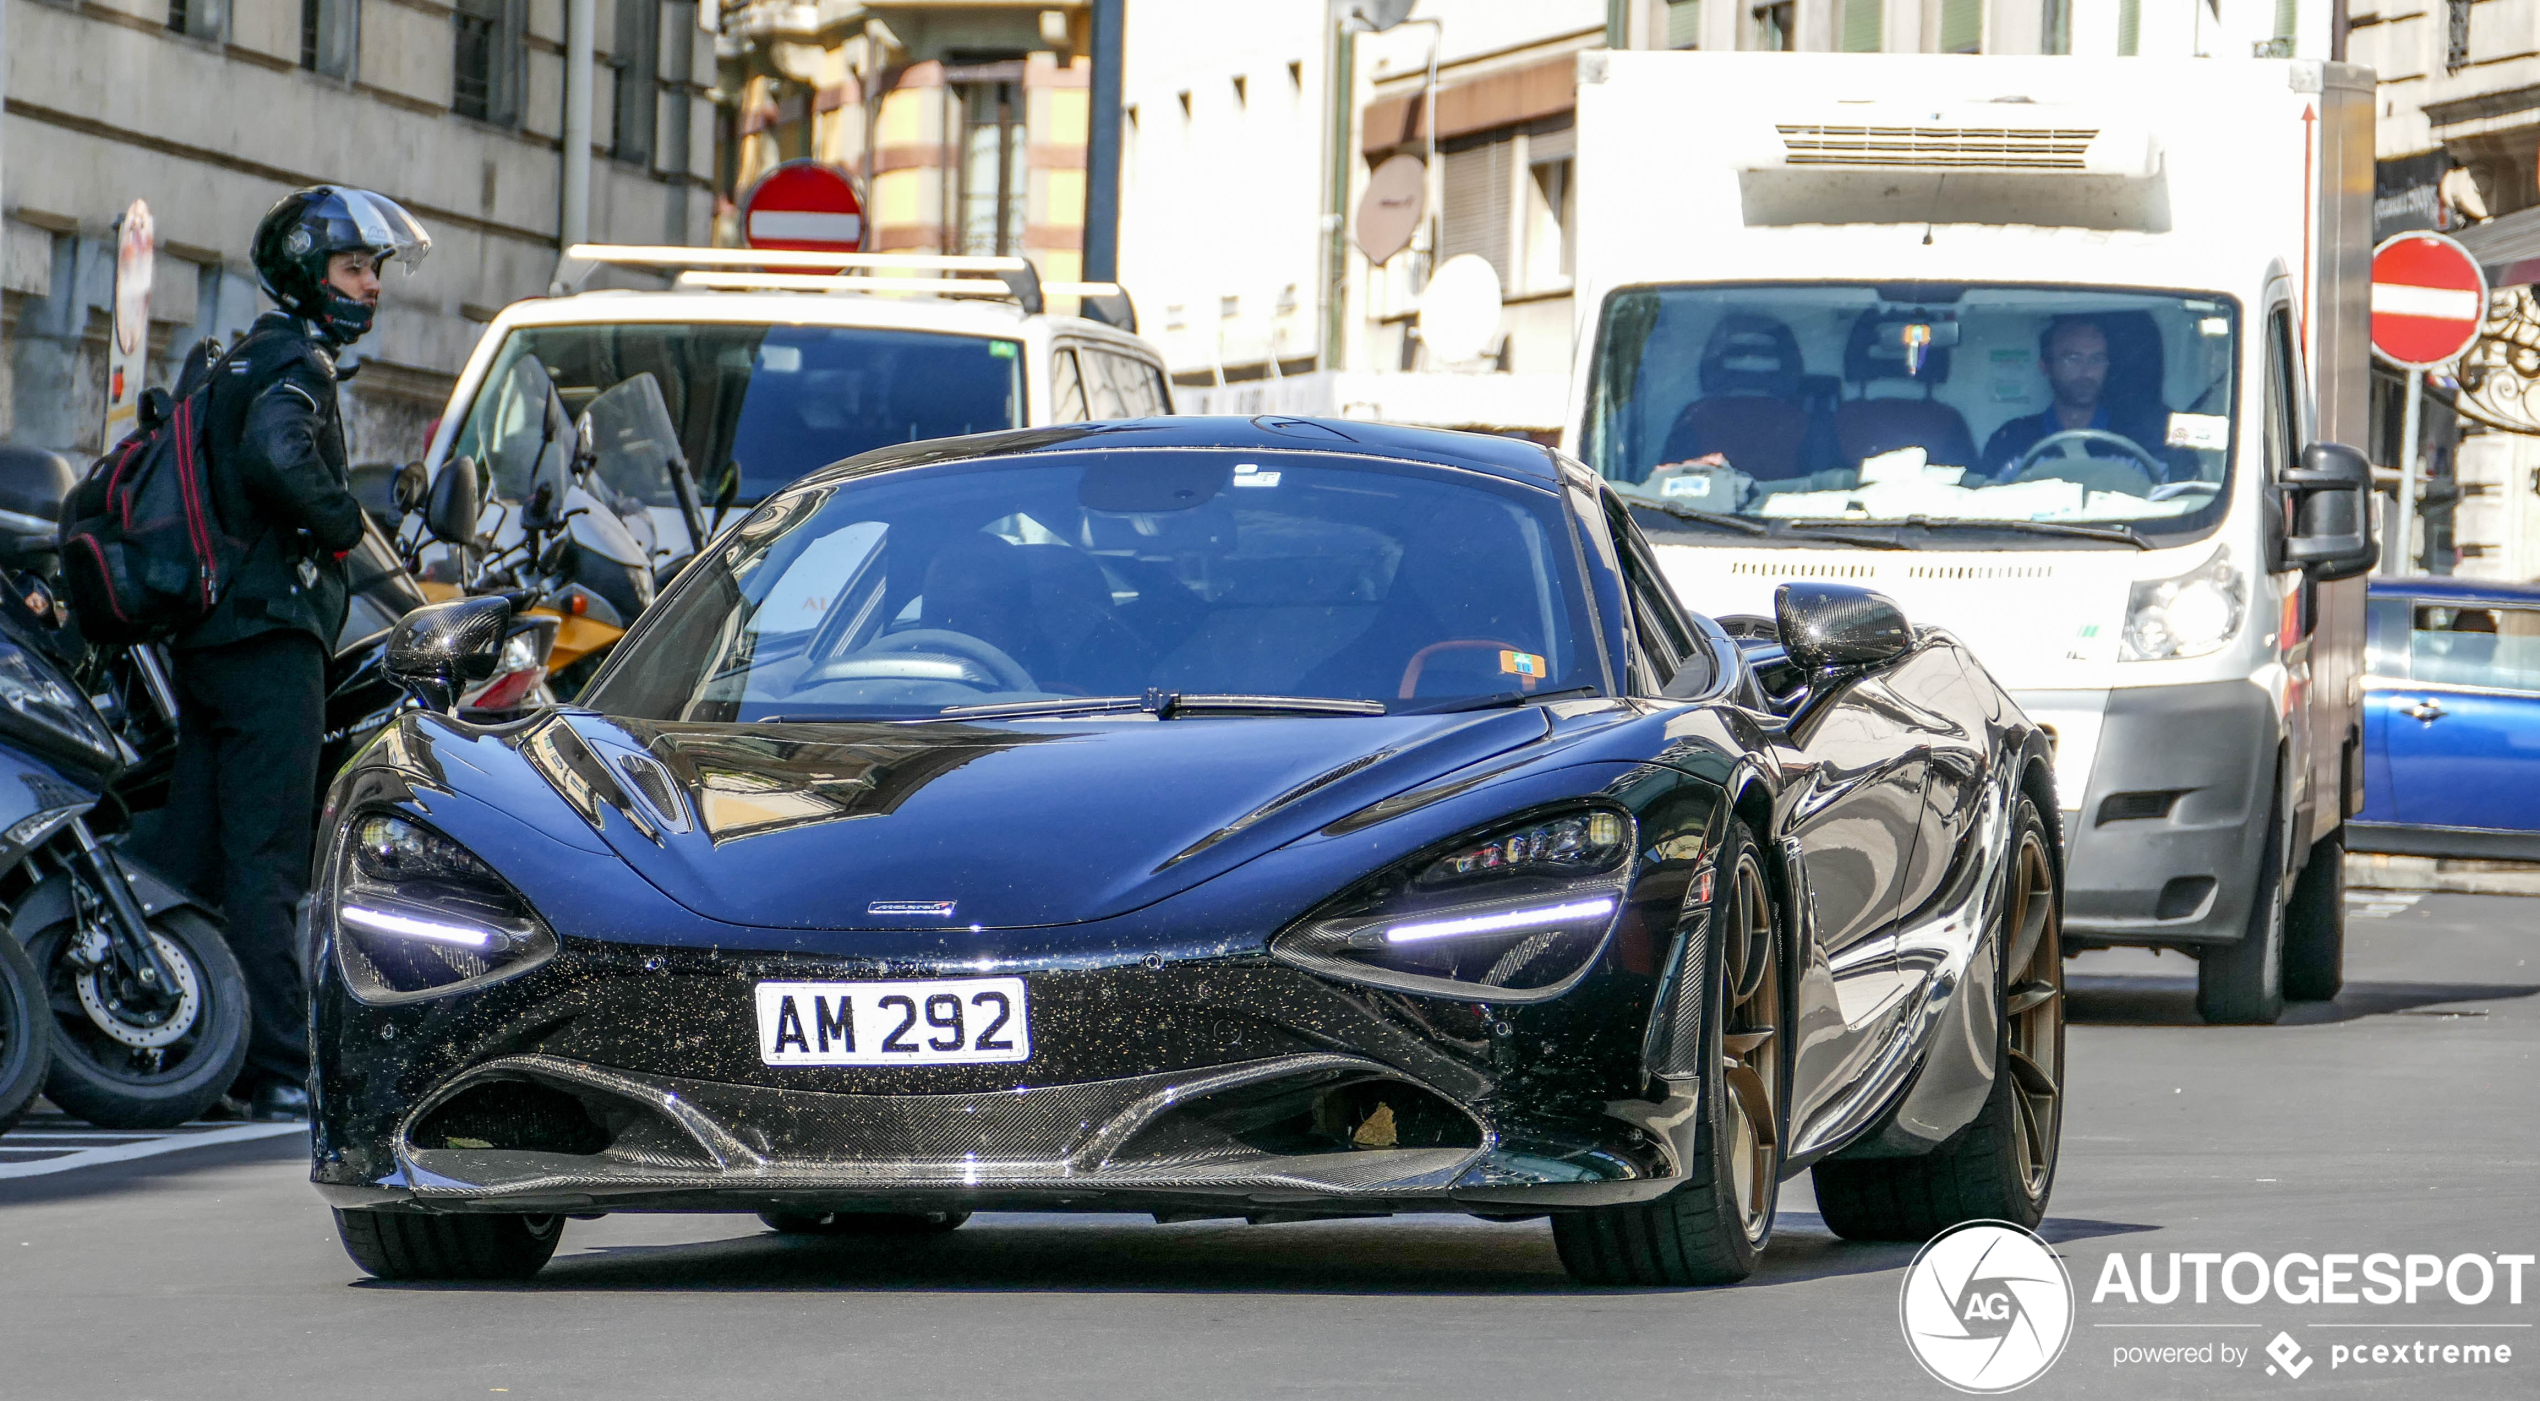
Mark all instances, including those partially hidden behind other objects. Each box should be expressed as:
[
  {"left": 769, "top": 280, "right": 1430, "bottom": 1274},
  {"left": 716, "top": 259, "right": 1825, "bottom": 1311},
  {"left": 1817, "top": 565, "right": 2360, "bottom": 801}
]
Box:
[
  {"left": 352, "top": 1209, "right": 2157, "bottom": 1297},
  {"left": 2066, "top": 975, "right": 2540, "bottom": 1028}
]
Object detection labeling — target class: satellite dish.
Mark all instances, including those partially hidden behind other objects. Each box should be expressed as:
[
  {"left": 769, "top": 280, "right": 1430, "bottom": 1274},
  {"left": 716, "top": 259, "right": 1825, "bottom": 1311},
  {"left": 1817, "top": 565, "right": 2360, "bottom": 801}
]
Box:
[
  {"left": 1354, "top": 154, "right": 1426, "bottom": 265},
  {"left": 1346, "top": 0, "right": 1418, "bottom": 32},
  {"left": 1417, "top": 254, "right": 1504, "bottom": 366}
]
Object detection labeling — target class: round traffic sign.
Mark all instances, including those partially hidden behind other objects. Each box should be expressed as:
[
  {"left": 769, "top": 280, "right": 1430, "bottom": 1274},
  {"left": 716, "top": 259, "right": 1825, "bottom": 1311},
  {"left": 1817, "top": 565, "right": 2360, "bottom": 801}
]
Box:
[
  {"left": 2371, "top": 232, "right": 2487, "bottom": 369},
  {"left": 740, "top": 160, "right": 865, "bottom": 254}
]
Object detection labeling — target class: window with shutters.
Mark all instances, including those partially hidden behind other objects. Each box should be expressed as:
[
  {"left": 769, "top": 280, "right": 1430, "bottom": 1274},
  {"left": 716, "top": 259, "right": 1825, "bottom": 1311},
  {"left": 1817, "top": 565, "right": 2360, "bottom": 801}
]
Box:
[
  {"left": 1665, "top": 0, "right": 1701, "bottom": 48},
  {"left": 454, "top": 0, "right": 526, "bottom": 126},
  {"left": 1523, "top": 122, "right": 1574, "bottom": 291},
  {"left": 2447, "top": 0, "right": 2472, "bottom": 72},
  {"left": 613, "top": 0, "right": 661, "bottom": 165},
  {"left": 301, "top": 0, "right": 357, "bottom": 78},
  {"left": 1751, "top": 2, "right": 1795, "bottom": 50},
  {"left": 957, "top": 73, "right": 1027, "bottom": 257},
  {"left": 166, "top": 0, "right": 225, "bottom": 40},
  {"left": 1840, "top": 0, "right": 1880, "bottom": 52},
  {"left": 1440, "top": 133, "right": 1517, "bottom": 289},
  {"left": 1940, "top": 0, "right": 1980, "bottom": 53},
  {"left": 2117, "top": 0, "right": 2140, "bottom": 57},
  {"left": 2039, "top": 0, "right": 2070, "bottom": 55}
]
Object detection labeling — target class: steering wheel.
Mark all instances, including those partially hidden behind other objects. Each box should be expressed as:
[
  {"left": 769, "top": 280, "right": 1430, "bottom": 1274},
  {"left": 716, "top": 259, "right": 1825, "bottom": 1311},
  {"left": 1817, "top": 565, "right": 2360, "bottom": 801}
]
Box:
[
  {"left": 793, "top": 628, "right": 1037, "bottom": 694},
  {"left": 2010, "top": 428, "right": 2167, "bottom": 482},
  {"left": 1400, "top": 639, "right": 1527, "bottom": 699}
]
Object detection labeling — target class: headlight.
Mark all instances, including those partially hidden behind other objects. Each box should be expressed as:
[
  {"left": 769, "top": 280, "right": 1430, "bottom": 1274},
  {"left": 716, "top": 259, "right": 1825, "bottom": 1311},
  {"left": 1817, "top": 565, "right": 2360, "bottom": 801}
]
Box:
[
  {"left": 2119, "top": 547, "right": 2245, "bottom": 661},
  {"left": 1272, "top": 807, "right": 1635, "bottom": 1003},
  {"left": 0, "top": 636, "right": 120, "bottom": 773},
  {"left": 332, "top": 813, "right": 556, "bottom": 1002}
]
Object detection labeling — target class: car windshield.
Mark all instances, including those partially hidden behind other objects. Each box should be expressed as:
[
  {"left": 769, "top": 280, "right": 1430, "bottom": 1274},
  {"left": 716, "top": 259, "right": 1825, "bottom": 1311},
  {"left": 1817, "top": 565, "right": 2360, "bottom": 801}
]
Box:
[
  {"left": 582, "top": 449, "right": 1601, "bottom": 721},
  {"left": 1582, "top": 283, "right": 2240, "bottom": 544},
  {"left": 449, "top": 322, "right": 1025, "bottom": 507}
]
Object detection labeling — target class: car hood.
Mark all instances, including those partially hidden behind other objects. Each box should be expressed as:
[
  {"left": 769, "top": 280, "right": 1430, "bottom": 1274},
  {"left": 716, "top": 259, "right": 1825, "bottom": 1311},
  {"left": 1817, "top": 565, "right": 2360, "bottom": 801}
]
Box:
[{"left": 530, "top": 707, "right": 1558, "bottom": 931}]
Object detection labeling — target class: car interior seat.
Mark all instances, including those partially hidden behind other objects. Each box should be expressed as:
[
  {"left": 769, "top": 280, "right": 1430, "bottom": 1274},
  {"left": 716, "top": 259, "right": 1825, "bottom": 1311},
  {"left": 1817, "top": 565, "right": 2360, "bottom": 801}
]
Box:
[
  {"left": 1659, "top": 314, "right": 1812, "bottom": 482},
  {"left": 1835, "top": 308, "right": 1979, "bottom": 470}
]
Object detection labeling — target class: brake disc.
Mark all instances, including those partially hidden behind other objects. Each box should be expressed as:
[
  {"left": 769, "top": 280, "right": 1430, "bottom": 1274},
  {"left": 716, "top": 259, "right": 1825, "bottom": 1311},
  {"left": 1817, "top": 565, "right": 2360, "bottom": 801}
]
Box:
[{"left": 75, "top": 929, "right": 201, "bottom": 1049}]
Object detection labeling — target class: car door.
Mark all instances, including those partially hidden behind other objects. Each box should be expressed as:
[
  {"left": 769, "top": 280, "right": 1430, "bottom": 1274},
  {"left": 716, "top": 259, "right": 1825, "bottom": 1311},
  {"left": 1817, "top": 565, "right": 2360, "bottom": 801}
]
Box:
[
  {"left": 2378, "top": 597, "right": 2540, "bottom": 834},
  {"left": 2356, "top": 593, "right": 2409, "bottom": 825}
]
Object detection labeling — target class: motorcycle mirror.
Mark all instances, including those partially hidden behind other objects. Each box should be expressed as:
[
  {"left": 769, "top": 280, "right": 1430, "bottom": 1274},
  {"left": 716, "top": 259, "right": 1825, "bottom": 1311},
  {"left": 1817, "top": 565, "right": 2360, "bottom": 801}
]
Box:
[
  {"left": 386, "top": 596, "right": 512, "bottom": 713},
  {"left": 425, "top": 456, "right": 482, "bottom": 544},
  {"left": 392, "top": 460, "right": 431, "bottom": 516}
]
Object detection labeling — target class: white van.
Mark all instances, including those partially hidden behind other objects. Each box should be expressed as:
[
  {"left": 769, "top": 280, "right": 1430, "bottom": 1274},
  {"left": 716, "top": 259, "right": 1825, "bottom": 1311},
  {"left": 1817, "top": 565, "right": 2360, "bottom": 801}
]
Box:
[
  {"left": 1568, "top": 54, "right": 2380, "bottom": 1025},
  {"left": 418, "top": 248, "right": 1173, "bottom": 610}
]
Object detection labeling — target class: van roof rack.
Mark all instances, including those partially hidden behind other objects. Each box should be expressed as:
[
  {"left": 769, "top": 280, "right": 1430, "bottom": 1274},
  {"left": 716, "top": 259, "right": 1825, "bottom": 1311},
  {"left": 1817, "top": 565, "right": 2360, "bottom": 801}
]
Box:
[{"left": 556, "top": 245, "right": 1130, "bottom": 323}]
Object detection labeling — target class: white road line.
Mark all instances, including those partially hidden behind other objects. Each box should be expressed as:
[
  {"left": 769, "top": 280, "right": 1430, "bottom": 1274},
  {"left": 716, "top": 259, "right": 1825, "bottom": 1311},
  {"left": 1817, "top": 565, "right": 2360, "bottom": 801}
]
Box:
[
  {"left": 2346, "top": 891, "right": 2424, "bottom": 919},
  {"left": 0, "top": 1123, "right": 304, "bottom": 1181}
]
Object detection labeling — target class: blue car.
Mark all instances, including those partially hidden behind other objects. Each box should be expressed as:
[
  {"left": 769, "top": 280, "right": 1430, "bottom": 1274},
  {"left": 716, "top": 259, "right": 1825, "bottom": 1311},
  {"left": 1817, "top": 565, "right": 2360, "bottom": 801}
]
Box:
[{"left": 2355, "top": 576, "right": 2540, "bottom": 859}]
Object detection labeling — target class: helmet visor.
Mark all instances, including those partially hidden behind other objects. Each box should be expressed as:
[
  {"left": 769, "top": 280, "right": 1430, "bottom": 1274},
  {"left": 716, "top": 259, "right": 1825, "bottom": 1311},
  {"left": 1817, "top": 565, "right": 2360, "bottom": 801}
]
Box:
[{"left": 328, "top": 188, "right": 432, "bottom": 273}]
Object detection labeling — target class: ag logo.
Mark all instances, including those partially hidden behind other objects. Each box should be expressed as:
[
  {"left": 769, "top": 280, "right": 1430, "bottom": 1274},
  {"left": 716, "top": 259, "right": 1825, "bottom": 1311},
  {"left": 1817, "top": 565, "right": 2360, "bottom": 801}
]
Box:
[
  {"left": 1899, "top": 1220, "right": 2075, "bottom": 1393},
  {"left": 285, "top": 227, "right": 314, "bottom": 256}
]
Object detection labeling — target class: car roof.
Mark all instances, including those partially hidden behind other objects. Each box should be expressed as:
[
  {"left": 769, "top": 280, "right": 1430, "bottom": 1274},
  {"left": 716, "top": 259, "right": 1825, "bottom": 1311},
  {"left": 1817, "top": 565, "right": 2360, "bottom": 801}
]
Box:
[
  {"left": 488, "top": 289, "right": 1158, "bottom": 356},
  {"left": 2367, "top": 575, "right": 2540, "bottom": 607},
  {"left": 796, "top": 416, "right": 1571, "bottom": 490}
]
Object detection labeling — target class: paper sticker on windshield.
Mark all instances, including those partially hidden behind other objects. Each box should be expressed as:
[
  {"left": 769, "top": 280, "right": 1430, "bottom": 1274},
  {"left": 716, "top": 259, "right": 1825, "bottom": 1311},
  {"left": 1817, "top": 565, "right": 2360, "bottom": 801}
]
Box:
[
  {"left": 1500, "top": 650, "right": 1546, "bottom": 678},
  {"left": 2166, "top": 413, "right": 2229, "bottom": 451},
  {"left": 989, "top": 341, "right": 1017, "bottom": 359},
  {"left": 1661, "top": 474, "right": 1712, "bottom": 498},
  {"left": 1231, "top": 463, "right": 1282, "bottom": 488}
]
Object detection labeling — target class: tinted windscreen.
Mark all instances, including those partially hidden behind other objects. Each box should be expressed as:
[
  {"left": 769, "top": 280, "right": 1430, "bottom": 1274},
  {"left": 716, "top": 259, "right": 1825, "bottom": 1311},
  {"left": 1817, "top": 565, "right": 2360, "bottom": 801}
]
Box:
[
  {"left": 1583, "top": 284, "right": 2239, "bottom": 543},
  {"left": 450, "top": 323, "right": 1024, "bottom": 505},
  {"left": 584, "top": 451, "right": 1599, "bottom": 721}
]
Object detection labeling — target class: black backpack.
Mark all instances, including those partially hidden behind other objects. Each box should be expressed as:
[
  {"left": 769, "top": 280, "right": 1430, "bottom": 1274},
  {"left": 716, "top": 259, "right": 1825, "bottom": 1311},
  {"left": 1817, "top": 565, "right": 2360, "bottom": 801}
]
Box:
[{"left": 57, "top": 343, "right": 251, "bottom": 645}]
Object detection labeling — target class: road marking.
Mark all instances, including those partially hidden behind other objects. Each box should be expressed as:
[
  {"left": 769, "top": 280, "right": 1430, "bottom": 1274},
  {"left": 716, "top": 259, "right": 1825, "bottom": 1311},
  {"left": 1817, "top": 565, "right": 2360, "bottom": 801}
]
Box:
[
  {"left": 0, "top": 1116, "right": 304, "bottom": 1181},
  {"left": 2346, "top": 891, "right": 2423, "bottom": 919}
]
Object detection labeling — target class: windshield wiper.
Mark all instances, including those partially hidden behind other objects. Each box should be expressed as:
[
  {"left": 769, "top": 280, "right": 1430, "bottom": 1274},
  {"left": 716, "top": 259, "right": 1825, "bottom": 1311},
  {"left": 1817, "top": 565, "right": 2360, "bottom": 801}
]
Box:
[
  {"left": 1892, "top": 515, "right": 2153, "bottom": 549},
  {"left": 1625, "top": 499, "right": 1771, "bottom": 536},
  {"left": 936, "top": 691, "right": 1388, "bottom": 722},
  {"left": 1766, "top": 522, "right": 1918, "bottom": 550},
  {"left": 1397, "top": 684, "right": 1601, "bottom": 715}
]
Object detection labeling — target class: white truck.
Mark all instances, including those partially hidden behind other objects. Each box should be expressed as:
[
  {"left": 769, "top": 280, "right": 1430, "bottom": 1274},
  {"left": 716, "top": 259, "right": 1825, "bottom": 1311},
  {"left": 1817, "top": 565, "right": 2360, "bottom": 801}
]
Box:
[{"left": 1567, "top": 53, "right": 2379, "bottom": 1024}]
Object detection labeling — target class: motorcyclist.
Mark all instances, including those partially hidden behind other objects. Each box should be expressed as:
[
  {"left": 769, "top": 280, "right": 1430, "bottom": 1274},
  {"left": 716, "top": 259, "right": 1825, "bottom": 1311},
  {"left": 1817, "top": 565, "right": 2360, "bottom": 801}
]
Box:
[{"left": 139, "top": 186, "right": 429, "bottom": 1120}]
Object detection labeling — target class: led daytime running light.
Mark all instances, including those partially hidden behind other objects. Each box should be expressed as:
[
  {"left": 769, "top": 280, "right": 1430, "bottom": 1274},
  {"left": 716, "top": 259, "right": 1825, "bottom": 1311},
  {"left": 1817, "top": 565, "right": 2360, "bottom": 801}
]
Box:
[
  {"left": 340, "top": 903, "right": 509, "bottom": 952},
  {"left": 1384, "top": 896, "right": 1618, "bottom": 945}
]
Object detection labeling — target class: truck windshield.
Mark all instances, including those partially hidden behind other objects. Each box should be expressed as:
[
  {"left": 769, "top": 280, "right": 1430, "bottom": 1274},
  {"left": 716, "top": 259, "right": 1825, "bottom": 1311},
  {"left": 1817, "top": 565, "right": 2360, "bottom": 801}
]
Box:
[
  {"left": 1582, "top": 284, "right": 2239, "bottom": 545},
  {"left": 449, "top": 323, "right": 1025, "bottom": 507}
]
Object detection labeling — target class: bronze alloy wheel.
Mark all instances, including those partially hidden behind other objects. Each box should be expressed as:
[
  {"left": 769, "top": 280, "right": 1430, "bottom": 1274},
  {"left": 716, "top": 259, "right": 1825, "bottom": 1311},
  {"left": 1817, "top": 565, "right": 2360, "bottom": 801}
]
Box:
[
  {"left": 1720, "top": 849, "right": 1782, "bottom": 1244},
  {"left": 2001, "top": 825, "right": 2064, "bottom": 1201}
]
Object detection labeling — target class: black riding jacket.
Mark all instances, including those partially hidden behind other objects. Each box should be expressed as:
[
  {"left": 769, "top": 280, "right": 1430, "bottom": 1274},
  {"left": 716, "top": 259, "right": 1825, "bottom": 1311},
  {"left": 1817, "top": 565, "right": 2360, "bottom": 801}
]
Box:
[{"left": 178, "top": 313, "right": 367, "bottom": 651}]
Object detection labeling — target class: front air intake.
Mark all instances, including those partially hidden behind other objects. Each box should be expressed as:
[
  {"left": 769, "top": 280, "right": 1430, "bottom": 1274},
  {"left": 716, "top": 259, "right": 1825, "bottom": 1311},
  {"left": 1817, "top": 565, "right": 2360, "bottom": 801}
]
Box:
[{"left": 1777, "top": 123, "right": 2099, "bottom": 170}]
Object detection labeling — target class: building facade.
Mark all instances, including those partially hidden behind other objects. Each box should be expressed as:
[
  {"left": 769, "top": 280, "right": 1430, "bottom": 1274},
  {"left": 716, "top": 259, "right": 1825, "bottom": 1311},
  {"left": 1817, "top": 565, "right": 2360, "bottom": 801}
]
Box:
[{"left": 1, "top": 0, "right": 715, "bottom": 464}]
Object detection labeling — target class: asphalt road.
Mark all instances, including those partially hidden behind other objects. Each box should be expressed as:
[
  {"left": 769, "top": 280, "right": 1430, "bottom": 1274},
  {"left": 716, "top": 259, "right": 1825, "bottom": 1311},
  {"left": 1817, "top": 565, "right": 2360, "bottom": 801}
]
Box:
[{"left": 2, "top": 889, "right": 2533, "bottom": 1400}]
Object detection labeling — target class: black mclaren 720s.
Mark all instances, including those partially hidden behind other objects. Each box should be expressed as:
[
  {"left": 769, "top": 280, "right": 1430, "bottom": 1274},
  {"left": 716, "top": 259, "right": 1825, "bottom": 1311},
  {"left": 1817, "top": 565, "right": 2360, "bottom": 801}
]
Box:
[{"left": 314, "top": 417, "right": 2068, "bottom": 1286}]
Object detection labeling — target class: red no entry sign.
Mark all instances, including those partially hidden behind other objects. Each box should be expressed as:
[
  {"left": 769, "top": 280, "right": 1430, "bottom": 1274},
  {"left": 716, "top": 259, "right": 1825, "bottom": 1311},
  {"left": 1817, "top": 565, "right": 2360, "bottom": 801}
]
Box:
[
  {"left": 740, "top": 161, "right": 865, "bottom": 254},
  {"left": 2371, "top": 232, "right": 2487, "bottom": 369}
]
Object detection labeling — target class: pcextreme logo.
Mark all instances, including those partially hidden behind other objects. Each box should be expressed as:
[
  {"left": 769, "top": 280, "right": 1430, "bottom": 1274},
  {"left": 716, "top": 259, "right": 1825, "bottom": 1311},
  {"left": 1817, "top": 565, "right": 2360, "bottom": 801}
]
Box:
[{"left": 1900, "top": 1221, "right": 2077, "bottom": 1393}]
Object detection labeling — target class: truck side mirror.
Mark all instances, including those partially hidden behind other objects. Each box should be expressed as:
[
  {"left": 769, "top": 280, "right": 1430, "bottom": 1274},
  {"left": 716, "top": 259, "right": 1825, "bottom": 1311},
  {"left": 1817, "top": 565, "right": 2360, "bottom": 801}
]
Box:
[
  {"left": 426, "top": 456, "right": 482, "bottom": 545},
  {"left": 2281, "top": 442, "right": 2378, "bottom": 582}
]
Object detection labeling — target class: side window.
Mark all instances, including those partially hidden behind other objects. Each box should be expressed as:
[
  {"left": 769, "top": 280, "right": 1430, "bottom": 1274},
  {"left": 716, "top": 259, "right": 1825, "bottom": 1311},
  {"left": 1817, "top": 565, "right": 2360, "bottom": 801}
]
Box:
[
  {"left": 2263, "top": 307, "right": 2297, "bottom": 481},
  {"left": 1603, "top": 496, "right": 1710, "bottom": 696},
  {"left": 2409, "top": 602, "right": 2540, "bottom": 693},
  {"left": 1050, "top": 349, "right": 1090, "bottom": 423},
  {"left": 2365, "top": 596, "right": 2410, "bottom": 677}
]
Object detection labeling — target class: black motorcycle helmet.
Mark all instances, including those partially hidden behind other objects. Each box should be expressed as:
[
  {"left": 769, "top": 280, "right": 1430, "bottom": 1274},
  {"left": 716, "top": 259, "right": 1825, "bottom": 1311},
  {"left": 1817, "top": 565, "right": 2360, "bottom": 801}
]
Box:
[{"left": 249, "top": 186, "right": 431, "bottom": 348}]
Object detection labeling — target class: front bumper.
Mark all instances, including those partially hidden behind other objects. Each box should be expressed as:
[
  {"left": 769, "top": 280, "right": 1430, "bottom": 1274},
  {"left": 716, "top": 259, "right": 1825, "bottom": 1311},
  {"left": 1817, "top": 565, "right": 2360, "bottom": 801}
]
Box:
[
  {"left": 312, "top": 940, "right": 1696, "bottom": 1219},
  {"left": 2040, "top": 679, "right": 2277, "bottom": 946}
]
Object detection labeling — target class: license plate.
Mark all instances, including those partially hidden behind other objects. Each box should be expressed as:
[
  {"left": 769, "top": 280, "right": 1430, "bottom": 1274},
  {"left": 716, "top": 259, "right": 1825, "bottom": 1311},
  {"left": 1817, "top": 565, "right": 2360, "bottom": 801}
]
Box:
[{"left": 754, "top": 978, "right": 1030, "bottom": 1067}]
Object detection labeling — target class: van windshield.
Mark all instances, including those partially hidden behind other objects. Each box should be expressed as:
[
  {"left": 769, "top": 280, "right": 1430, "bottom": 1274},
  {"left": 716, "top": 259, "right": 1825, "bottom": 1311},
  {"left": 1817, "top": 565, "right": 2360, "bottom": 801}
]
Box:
[
  {"left": 1582, "top": 284, "right": 2240, "bottom": 545},
  {"left": 450, "top": 323, "right": 1025, "bottom": 507}
]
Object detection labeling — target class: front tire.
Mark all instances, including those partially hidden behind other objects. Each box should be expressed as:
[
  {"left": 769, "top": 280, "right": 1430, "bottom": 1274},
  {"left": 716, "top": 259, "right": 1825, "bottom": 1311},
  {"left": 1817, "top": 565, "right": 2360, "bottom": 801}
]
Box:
[
  {"left": 0, "top": 932, "right": 51, "bottom": 1135},
  {"left": 758, "top": 1209, "right": 970, "bottom": 1236},
  {"left": 2282, "top": 830, "right": 2346, "bottom": 1002},
  {"left": 31, "top": 908, "right": 250, "bottom": 1129},
  {"left": 335, "top": 1209, "right": 564, "bottom": 1281},
  {"left": 1553, "top": 826, "right": 1784, "bottom": 1286},
  {"left": 2197, "top": 770, "right": 2288, "bottom": 1025},
  {"left": 1815, "top": 796, "right": 2065, "bottom": 1240}
]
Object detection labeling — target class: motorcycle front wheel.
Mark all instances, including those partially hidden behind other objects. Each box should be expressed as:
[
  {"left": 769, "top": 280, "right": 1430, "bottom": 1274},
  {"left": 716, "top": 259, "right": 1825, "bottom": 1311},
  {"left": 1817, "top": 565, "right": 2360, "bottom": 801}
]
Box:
[
  {"left": 29, "top": 907, "right": 248, "bottom": 1128},
  {"left": 0, "top": 931, "right": 51, "bottom": 1134}
]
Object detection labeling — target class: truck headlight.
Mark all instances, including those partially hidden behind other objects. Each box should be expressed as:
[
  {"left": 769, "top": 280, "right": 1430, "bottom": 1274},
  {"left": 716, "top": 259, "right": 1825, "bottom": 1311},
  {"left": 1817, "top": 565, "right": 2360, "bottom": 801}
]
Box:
[
  {"left": 1271, "top": 807, "right": 1636, "bottom": 1003},
  {"left": 332, "top": 813, "right": 556, "bottom": 1002},
  {"left": 2119, "top": 547, "right": 2244, "bottom": 661}
]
